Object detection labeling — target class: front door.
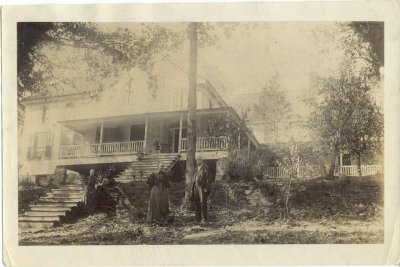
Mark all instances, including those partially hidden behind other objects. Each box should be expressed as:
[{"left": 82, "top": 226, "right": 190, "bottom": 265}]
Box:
[
  {"left": 172, "top": 128, "right": 187, "bottom": 153},
  {"left": 130, "top": 124, "right": 145, "bottom": 141}
]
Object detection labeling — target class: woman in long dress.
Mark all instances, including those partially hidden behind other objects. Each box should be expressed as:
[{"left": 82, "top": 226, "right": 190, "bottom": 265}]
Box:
[
  {"left": 85, "top": 169, "right": 98, "bottom": 214},
  {"left": 146, "top": 162, "right": 170, "bottom": 223}
]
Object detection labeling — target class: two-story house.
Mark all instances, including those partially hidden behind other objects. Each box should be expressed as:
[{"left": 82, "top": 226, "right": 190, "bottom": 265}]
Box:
[{"left": 19, "top": 59, "right": 259, "bottom": 183}]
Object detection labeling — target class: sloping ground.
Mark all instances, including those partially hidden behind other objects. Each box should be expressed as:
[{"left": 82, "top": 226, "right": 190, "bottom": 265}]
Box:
[
  {"left": 19, "top": 175, "right": 384, "bottom": 245},
  {"left": 19, "top": 204, "right": 383, "bottom": 245}
]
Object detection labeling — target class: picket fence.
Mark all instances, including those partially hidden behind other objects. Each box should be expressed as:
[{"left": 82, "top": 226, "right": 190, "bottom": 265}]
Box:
[
  {"left": 334, "top": 165, "right": 383, "bottom": 177},
  {"left": 264, "top": 165, "right": 383, "bottom": 178}
]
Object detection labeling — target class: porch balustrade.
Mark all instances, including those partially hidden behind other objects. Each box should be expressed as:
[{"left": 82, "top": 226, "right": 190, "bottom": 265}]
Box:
[
  {"left": 58, "top": 141, "right": 144, "bottom": 158},
  {"left": 59, "top": 136, "right": 228, "bottom": 158},
  {"left": 180, "top": 136, "right": 228, "bottom": 152}
]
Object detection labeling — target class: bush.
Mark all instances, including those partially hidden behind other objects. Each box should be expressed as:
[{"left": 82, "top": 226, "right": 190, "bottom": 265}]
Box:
[
  {"left": 18, "top": 183, "right": 58, "bottom": 213},
  {"left": 222, "top": 148, "right": 264, "bottom": 181}
]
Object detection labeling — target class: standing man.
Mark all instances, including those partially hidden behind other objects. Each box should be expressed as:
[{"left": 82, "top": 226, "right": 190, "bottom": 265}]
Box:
[{"left": 192, "top": 156, "right": 211, "bottom": 223}]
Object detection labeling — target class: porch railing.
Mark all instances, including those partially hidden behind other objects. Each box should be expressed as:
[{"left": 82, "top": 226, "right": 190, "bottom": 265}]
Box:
[
  {"left": 180, "top": 136, "right": 228, "bottom": 152},
  {"left": 58, "top": 141, "right": 144, "bottom": 158}
]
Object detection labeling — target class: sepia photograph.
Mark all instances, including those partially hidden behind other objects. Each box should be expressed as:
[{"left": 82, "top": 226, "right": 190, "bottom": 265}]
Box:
[{"left": 15, "top": 21, "right": 385, "bottom": 246}]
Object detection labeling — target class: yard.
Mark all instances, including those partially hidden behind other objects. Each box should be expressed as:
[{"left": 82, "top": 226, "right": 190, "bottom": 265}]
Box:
[{"left": 19, "top": 175, "right": 384, "bottom": 245}]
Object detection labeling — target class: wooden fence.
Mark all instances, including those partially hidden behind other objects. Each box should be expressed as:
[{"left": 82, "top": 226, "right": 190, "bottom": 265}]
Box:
[{"left": 264, "top": 165, "right": 383, "bottom": 178}]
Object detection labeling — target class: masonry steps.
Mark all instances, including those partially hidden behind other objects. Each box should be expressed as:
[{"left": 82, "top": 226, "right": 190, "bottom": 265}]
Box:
[
  {"left": 24, "top": 210, "right": 68, "bottom": 217},
  {"left": 19, "top": 180, "right": 85, "bottom": 230},
  {"left": 115, "top": 153, "right": 181, "bottom": 183}
]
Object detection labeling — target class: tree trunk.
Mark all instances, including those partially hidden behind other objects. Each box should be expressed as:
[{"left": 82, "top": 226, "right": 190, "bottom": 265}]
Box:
[
  {"left": 328, "top": 150, "right": 337, "bottom": 179},
  {"left": 183, "top": 22, "right": 198, "bottom": 209},
  {"left": 357, "top": 153, "right": 362, "bottom": 176}
]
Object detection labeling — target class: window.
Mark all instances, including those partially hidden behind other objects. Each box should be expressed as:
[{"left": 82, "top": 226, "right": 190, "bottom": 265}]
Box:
[
  {"left": 65, "top": 103, "right": 75, "bottom": 120},
  {"left": 27, "top": 132, "right": 52, "bottom": 160},
  {"left": 41, "top": 106, "right": 48, "bottom": 123},
  {"left": 61, "top": 130, "right": 83, "bottom": 145}
]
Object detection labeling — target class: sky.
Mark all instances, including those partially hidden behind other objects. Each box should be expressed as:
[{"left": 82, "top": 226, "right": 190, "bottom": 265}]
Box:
[{"left": 34, "top": 22, "right": 381, "bottom": 117}]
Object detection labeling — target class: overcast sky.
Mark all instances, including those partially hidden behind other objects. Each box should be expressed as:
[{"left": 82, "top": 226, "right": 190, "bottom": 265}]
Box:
[{"left": 38, "top": 22, "right": 380, "bottom": 117}]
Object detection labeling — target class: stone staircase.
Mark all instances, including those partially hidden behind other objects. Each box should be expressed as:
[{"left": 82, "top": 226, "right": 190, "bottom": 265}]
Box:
[
  {"left": 117, "top": 178, "right": 186, "bottom": 212},
  {"left": 19, "top": 180, "right": 85, "bottom": 230},
  {"left": 113, "top": 153, "right": 186, "bottom": 211},
  {"left": 115, "top": 153, "right": 181, "bottom": 183}
]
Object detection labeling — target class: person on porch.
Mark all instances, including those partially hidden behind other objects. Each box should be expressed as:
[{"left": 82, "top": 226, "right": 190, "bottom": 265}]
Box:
[
  {"left": 84, "top": 169, "right": 98, "bottom": 214},
  {"left": 146, "top": 162, "right": 170, "bottom": 223},
  {"left": 192, "top": 156, "right": 211, "bottom": 223}
]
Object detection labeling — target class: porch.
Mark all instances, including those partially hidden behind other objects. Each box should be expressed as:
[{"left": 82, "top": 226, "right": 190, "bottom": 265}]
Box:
[{"left": 57, "top": 110, "right": 230, "bottom": 159}]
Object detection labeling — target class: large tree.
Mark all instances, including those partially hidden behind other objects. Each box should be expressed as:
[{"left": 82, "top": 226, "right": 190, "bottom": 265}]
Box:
[
  {"left": 344, "top": 93, "right": 383, "bottom": 175},
  {"left": 18, "top": 22, "right": 183, "bottom": 101},
  {"left": 307, "top": 23, "right": 383, "bottom": 178},
  {"left": 253, "top": 75, "right": 293, "bottom": 143},
  {"left": 184, "top": 22, "right": 198, "bottom": 209},
  {"left": 308, "top": 63, "right": 382, "bottom": 177}
]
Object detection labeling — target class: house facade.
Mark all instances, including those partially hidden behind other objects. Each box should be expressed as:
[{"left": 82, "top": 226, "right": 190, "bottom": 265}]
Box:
[{"left": 19, "top": 60, "right": 258, "bottom": 181}]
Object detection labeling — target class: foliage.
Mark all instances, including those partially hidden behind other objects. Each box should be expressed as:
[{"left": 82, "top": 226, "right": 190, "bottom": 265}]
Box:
[
  {"left": 218, "top": 148, "right": 263, "bottom": 182},
  {"left": 18, "top": 183, "right": 58, "bottom": 213},
  {"left": 252, "top": 74, "right": 296, "bottom": 143},
  {"left": 153, "top": 140, "right": 161, "bottom": 150},
  {"left": 307, "top": 53, "right": 382, "bottom": 176},
  {"left": 18, "top": 23, "right": 184, "bottom": 101},
  {"left": 344, "top": 93, "right": 383, "bottom": 175},
  {"left": 203, "top": 110, "right": 250, "bottom": 150}
]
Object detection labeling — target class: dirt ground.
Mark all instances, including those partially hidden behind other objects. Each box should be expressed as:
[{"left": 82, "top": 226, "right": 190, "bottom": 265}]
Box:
[{"left": 19, "top": 203, "right": 383, "bottom": 245}]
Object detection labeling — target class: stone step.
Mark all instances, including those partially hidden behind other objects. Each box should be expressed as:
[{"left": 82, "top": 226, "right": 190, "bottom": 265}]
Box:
[
  {"left": 19, "top": 215, "right": 61, "bottom": 222},
  {"left": 24, "top": 210, "right": 67, "bottom": 217},
  {"left": 47, "top": 192, "right": 85, "bottom": 198},
  {"left": 31, "top": 202, "right": 77, "bottom": 208},
  {"left": 38, "top": 198, "right": 82, "bottom": 203},
  {"left": 144, "top": 154, "right": 179, "bottom": 159},
  {"left": 52, "top": 188, "right": 85, "bottom": 193},
  {"left": 132, "top": 160, "right": 177, "bottom": 164},
  {"left": 29, "top": 205, "right": 74, "bottom": 211},
  {"left": 132, "top": 160, "right": 176, "bottom": 164},
  {"left": 41, "top": 195, "right": 83, "bottom": 200},
  {"left": 19, "top": 221, "right": 57, "bottom": 229},
  {"left": 59, "top": 185, "right": 85, "bottom": 190}
]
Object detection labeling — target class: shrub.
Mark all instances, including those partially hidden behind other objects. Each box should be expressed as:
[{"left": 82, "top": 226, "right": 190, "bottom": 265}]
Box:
[
  {"left": 223, "top": 148, "right": 264, "bottom": 181},
  {"left": 18, "top": 183, "right": 58, "bottom": 213}
]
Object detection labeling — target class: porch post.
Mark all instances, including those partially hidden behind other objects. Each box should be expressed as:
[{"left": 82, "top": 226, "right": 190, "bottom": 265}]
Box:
[
  {"left": 53, "top": 123, "right": 62, "bottom": 159},
  {"left": 178, "top": 115, "right": 183, "bottom": 153},
  {"left": 99, "top": 122, "right": 104, "bottom": 155},
  {"left": 144, "top": 117, "right": 148, "bottom": 153},
  {"left": 339, "top": 152, "right": 343, "bottom": 175}
]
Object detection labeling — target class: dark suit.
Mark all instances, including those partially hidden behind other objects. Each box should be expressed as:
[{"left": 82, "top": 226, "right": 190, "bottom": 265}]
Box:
[{"left": 192, "top": 163, "right": 211, "bottom": 222}]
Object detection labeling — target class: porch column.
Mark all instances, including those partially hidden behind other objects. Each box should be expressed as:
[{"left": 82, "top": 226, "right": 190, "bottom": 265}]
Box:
[
  {"left": 339, "top": 152, "right": 343, "bottom": 175},
  {"left": 178, "top": 115, "right": 183, "bottom": 153},
  {"left": 53, "top": 123, "right": 62, "bottom": 159},
  {"left": 144, "top": 117, "right": 148, "bottom": 153},
  {"left": 99, "top": 122, "right": 104, "bottom": 155}
]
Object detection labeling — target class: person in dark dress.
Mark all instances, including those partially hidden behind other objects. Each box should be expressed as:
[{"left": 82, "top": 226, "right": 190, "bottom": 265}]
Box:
[
  {"left": 146, "top": 162, "right": 170, "bottom": 223},
  {"left": 96, "top": 173, "right": 117, "bottom": 216},
  {"left": 85, "top": 169, "right": 98, "bottom": 214},
  {"left": 192, "top": 156, "right": 211, "bottom": 223}
]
